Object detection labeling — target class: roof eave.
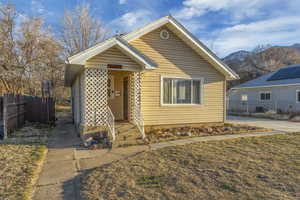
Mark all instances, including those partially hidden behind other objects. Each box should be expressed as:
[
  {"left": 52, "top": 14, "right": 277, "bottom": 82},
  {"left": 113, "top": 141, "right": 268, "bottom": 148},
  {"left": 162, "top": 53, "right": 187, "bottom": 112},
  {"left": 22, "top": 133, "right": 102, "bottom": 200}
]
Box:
[
  {"left": 67, "top": 37, "right": 157, "bottom": 69},
  {"left": 232, "top": 83, "right": 300, "bottom": 89},
  {"left": 64, "top": 64, "right": 85, "bottom": 87}
]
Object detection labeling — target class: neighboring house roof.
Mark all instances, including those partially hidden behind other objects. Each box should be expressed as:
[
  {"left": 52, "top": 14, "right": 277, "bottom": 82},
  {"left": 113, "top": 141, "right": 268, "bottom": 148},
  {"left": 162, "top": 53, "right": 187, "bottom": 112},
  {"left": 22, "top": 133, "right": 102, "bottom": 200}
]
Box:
[
  {"left": 232, "top": 64, "right": 300, "bottom": 89},
  {"left": 65, "top": 15, "right": 239, "bottom": 86}
]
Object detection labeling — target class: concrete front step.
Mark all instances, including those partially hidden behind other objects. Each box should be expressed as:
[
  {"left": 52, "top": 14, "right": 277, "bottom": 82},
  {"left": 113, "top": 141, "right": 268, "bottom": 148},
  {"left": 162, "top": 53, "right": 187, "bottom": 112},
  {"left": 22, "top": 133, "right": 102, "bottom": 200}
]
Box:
[
  {"left": 116, "top": 124, "right": 136, "bottom": 131},
  {"left": 114, "top": 122, "right": 142, "bottom": 147},
  {"left": 115, "top": 122, "right": 136, "bottom": 131}
]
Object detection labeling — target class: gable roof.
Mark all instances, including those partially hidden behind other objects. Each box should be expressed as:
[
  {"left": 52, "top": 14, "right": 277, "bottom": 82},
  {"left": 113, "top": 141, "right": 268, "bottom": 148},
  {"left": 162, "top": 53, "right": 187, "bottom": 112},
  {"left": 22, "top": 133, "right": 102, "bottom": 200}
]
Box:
[
  {"left": 68, "top": 36, "right": 157, "bottom": 69},
  {"left": 232, "top": 64, "right": 300, "bottom": 89},
  {"left": 67, "top": 15, "right": 239, "bottom": 80}
]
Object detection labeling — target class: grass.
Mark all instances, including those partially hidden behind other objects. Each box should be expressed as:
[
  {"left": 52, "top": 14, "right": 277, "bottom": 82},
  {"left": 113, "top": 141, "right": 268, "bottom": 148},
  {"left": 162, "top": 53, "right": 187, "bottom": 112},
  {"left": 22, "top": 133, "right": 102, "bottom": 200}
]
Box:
[
  {"left": 81, "top": 133, "right": 300, "bottom": 200},
  {"left": 0, "top": 143, "right": 47, "bottom": 200},
  {"left": 55, "top": 104, "right": 71, "bottom": 112},
  {"left": 0, "top": 123, "right": 50, "bottom": 199}
]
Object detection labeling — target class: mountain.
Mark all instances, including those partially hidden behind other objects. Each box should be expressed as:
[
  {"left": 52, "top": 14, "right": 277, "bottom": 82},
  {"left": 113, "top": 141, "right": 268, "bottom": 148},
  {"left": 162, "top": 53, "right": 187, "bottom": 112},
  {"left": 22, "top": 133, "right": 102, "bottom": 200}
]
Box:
[
  {"left": 290, "top": 43, "right": 300, "bottom": 54},
  {"left": 223, "top": 44, "right": 300, "bottom": 88},
  {"left": 223, "top": 50, "right": 250, "bottom": 62}
]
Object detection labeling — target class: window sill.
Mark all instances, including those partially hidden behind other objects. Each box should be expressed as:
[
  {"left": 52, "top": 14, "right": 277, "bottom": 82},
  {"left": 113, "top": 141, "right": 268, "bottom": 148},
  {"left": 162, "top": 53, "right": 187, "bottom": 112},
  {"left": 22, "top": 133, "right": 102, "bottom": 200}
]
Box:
[{"left": 160, "top": 104, "right": 203, "bottom": 107}]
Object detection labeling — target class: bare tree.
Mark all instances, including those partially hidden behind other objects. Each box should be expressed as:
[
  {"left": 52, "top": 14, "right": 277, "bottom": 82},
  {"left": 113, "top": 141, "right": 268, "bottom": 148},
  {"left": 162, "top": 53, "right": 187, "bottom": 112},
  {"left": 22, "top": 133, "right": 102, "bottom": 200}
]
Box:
[
  {"left": 61, "top": 3, "right": 110, "bottom": 57},
  {"left": 0, "top": 3, "right": 63, "bottom": 94}
]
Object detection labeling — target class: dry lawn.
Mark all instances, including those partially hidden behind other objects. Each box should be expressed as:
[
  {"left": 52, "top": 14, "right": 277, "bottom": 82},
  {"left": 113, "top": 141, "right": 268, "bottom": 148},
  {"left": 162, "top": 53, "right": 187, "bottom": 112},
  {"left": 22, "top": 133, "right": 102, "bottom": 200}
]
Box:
[
  {"left": 55, "top": 104, "right": 71, "bottom": 112},
  {"left": 0, "top": 144, "right": 46, "bottom": 200},
  {"left": 81, "top": 133, "right": 300, "bottom": 200}
]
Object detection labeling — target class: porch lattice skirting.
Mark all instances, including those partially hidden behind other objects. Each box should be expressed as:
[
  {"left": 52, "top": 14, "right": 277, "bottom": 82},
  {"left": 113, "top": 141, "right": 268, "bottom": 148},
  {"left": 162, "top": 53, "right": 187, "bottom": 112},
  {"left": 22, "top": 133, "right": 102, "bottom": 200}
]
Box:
[
  {"left": 131, "top": 72, "right": 145, "bottom": 138},
  {"left": 130, "top": 72, "right": 141, "bottom": 122},
  {"left": 84, "top": 68, "right": 108, "bottom": 126}
]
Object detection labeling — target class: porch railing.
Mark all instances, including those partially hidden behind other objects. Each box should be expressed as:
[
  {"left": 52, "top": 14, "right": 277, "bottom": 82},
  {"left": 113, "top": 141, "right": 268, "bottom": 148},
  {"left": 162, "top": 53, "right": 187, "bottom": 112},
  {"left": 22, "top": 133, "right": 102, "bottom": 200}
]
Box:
[
  {"left": 106, "top": 106, "right": 116, "bottom": 141},
  {"left": 134, "top": 108, "right": 145, "bottom": 139}
]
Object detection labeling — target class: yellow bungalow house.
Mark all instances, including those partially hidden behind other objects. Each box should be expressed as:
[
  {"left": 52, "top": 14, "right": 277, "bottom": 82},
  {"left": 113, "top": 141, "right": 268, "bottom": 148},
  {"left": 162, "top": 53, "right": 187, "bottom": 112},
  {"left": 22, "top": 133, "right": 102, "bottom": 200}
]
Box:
[{"left": 64, "top": 15, "right": 239, "bottom": 141}]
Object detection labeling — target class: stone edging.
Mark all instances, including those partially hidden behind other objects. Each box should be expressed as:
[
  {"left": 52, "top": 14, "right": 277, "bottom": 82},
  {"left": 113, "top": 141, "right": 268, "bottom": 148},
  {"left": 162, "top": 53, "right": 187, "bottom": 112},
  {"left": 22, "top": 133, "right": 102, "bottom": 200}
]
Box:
[{"left": 149, "top": 131, "right": 287, "bottom": 150}]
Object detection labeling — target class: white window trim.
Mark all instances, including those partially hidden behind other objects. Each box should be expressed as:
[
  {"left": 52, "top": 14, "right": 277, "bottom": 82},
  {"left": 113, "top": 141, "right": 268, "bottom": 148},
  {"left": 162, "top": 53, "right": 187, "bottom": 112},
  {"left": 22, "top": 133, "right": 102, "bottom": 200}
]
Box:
[
  {"left": 241, "top": 94, "right": 248, "bottom": 101},
  {"left": 160, "top": 75, "right": 204, "bottom": 106},
  {"left": 259, "top": 91, "right": 271, "bottom": 101},
  {"left": 296, "top": 90, "right": 300, "bottom": 103}
]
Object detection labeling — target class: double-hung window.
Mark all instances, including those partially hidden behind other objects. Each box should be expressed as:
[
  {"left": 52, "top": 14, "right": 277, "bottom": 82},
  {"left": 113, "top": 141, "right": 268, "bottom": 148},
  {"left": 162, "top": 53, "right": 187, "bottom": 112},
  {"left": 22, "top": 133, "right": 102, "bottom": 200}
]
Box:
[
  {"left": 241, "top": 94, "right": 248, "bottom": 101},
  {"left": 162, "top": 77, "right": 203, "bottom": 105},
  {"left": 260, "top": 91, "right": 271, "bottom": 101}
]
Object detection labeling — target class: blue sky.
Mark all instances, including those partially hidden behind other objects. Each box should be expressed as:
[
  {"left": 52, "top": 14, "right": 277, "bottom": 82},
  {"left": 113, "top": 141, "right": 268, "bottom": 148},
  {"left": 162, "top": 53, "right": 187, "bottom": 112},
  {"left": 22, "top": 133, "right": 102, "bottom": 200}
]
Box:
[{"left": 3, "top": 0, "right": 300, "bottom": 57}]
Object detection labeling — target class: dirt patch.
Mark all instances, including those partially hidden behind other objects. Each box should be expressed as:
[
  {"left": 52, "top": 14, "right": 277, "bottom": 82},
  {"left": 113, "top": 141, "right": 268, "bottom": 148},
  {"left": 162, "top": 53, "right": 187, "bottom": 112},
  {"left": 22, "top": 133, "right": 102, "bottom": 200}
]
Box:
[
  {"left": 0, "top": 144, "right": 46, "bottom": 200},
  {"left": 144, "top": 123, "right": 270, "bottom": 143},
  {"left": 13, "top": 122, "right": 52, "bottom": 138},
  {"left": 81, "top": 133, "right": 300, "bottom": 200}
]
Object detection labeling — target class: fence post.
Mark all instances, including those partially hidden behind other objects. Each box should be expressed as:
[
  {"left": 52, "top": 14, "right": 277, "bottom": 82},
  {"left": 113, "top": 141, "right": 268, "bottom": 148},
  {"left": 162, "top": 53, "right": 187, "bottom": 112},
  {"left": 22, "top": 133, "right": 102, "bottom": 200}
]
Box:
[{"left": 3, "top": 94, "right": 7, "bottom": 139}]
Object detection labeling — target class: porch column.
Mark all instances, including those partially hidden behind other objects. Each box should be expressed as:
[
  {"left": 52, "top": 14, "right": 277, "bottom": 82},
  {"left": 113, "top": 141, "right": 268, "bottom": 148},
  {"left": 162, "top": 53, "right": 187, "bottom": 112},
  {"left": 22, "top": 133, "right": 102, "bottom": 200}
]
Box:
[
  {"left": 84, "top": 68, "right": 108, "bottom": 127},
  {"left": 130, "top": 72, "right": 142, "bottom": 122}
]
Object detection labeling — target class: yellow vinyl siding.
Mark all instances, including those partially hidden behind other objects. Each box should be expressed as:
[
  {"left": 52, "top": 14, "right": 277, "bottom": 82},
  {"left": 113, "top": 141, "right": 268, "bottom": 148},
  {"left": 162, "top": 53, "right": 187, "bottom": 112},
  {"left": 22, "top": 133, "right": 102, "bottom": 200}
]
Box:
[
  {"left": 85, "top": 46, "right": 140, "bottom": 70},
  {"left": 130, "top": 26, "right": 225, "bottom": 125}
]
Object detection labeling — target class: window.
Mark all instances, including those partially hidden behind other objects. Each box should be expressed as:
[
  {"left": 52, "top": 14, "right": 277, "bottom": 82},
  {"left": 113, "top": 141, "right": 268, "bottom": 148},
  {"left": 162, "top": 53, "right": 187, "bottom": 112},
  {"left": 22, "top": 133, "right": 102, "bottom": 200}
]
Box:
[
  {"left": 241, "top": 94, "right": 248, "bottom": 101},
  {"left": 260, "top": 92, "right": 271, "bottom": 101},
  {"left": 162, "top": 77, "right": 203, "bottom": 105},
  {"left": 297, "top": 90, "right": 300, "bottom": 103},
  {"left": 160, "top": 30, "right": 170, "bottom": 40}
]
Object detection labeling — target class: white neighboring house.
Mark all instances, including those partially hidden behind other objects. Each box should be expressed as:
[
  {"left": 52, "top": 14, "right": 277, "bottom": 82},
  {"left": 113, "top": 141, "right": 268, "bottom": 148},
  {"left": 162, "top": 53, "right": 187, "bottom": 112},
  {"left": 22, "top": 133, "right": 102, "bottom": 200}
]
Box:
[{"left": 228, "top": 64, "right": 300, "bottom": 113}]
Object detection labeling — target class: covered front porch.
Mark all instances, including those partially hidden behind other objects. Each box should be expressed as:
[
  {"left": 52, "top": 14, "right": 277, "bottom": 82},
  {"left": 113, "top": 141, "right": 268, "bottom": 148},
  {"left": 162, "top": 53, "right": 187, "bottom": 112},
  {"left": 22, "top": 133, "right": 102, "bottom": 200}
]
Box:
[
  {"left": 65, "top": 36, "right": 157, "bottom": 143},
  {"left": 69, "top": 65, "right": 144, "bottom": 142}
]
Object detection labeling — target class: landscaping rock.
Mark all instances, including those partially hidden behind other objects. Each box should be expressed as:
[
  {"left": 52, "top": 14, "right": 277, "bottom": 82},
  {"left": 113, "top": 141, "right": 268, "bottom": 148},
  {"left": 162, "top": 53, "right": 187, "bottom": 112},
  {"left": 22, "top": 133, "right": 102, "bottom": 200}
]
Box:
[
  {"left": 144, "top": 123, "right": 269, "bottom": 143},
  {"left": 290, "top": 116, "right": 300, "bottom": 122}
]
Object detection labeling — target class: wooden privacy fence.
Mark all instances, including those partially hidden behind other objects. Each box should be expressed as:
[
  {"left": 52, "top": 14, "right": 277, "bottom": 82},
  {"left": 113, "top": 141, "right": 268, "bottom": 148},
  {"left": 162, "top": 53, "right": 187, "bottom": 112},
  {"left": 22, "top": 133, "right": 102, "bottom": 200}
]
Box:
[
  {"left": 0, "top": 97, "right": 3, "bottom": 121},
  {"left": 0, "top": 94, "right": 55, "bottom": 139},
  {"left": 0, "top": 97, "right": 3, "bottom": 138},
  {"left": 25, "top": 96, "right": 55, "bottom": 124}
]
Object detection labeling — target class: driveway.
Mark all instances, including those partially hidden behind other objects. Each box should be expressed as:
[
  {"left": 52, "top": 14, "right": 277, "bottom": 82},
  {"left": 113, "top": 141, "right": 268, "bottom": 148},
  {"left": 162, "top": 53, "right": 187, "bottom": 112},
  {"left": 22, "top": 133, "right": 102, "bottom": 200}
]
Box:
[{"left": 227, "top": 115, "right": 300, "bottom": 133}]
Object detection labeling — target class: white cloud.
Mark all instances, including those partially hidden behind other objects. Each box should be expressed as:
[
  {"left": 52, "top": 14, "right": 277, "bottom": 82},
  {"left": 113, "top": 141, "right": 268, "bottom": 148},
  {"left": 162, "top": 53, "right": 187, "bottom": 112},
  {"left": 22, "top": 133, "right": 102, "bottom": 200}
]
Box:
[
  {"left": 174, "top": 0, "right": 266, "bottom": 21},
  {"left": 119, "top": 0, "right": 127, "bottom": 4},
  {"left": 179, "top": 19, "right": 207, "bottom": 33},
  {"left": 210, "top": 16, "right": 300, "bottom": 57},
  {"left": 31, "top": 0, "right": 52, "bottom": 16},
  {"left": 110, "top": 9, "right": 154, "bottom": 33}
]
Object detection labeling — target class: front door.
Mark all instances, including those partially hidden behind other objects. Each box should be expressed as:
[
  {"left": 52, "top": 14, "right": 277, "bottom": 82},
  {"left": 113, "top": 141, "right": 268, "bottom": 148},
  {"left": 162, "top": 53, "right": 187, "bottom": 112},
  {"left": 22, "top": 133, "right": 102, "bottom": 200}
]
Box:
[{"left": 123, "top": 77, "right": 129, "bottom": 120}]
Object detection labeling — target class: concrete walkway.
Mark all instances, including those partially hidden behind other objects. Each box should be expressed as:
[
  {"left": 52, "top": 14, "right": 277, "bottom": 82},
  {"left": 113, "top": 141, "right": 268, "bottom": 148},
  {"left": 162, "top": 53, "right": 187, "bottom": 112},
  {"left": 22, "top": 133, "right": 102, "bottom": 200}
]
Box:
[
  {"left": 33, "top": 116, "right": 148, "bottom": 200},
  {"left": 33, "top": 115, "right": 290, "bottom": 199},
  {"left": 227, "top": 115, "right": 300, "bottom": 133},
  {"left": 33, "top": 117, "right": 81, "bottom": 200}
]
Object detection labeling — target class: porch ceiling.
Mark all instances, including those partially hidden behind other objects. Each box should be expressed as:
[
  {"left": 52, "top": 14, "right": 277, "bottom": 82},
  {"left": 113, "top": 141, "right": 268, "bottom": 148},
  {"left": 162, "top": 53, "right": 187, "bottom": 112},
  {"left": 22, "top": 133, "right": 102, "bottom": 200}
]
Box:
[{"left": 64, "top": 64, "right": 84, "bottom": 87}]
